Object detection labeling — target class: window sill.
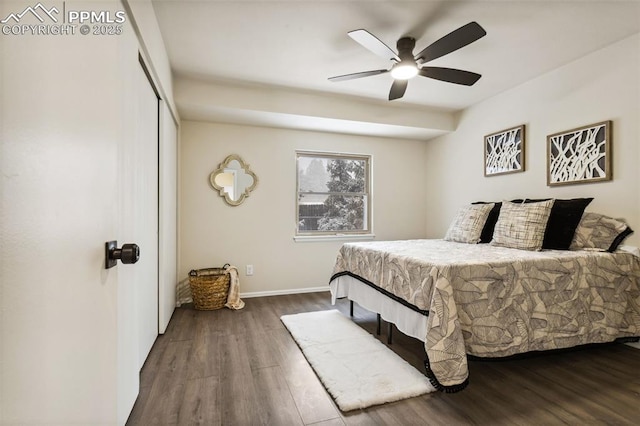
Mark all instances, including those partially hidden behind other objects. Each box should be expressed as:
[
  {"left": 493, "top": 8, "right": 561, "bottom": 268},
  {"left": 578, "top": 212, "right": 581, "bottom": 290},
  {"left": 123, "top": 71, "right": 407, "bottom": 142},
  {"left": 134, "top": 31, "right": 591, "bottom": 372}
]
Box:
[{"left": 293, "top": 234, "right": 376, "bottom": 243}]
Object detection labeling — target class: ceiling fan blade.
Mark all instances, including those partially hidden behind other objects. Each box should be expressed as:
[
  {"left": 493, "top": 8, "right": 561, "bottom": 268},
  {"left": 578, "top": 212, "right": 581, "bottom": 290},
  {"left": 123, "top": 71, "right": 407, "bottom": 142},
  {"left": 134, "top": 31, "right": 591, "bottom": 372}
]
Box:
[
  {"left": 388, "top": 79, "right": 408, "bottom": 100},
  {"left": 348, "top": 29, "right": 400, "bottom": 61},
  {"left": 415, "top": 21, "right": 486, "bottom": 63},
  {"left": 328, "top": 69, "right": 389, "bottom": 82},
  {"left": 419, "top": 67, "right": 481, "bottom": 86}
]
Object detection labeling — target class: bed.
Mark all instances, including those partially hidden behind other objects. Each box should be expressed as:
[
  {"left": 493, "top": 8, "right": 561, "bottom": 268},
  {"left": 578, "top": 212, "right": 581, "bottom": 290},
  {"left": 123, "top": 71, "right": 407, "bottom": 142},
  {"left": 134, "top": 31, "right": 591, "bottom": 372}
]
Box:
[{"left": 328, "top": 201, "right": 640, "bottom": 392}]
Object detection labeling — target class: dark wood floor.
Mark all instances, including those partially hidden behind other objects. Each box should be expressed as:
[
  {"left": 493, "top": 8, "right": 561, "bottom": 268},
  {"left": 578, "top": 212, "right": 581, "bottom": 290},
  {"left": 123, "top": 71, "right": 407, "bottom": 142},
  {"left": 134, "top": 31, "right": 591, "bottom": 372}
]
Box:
[{"left": 127, "top": 291, "right": 640, "bottom": 425}]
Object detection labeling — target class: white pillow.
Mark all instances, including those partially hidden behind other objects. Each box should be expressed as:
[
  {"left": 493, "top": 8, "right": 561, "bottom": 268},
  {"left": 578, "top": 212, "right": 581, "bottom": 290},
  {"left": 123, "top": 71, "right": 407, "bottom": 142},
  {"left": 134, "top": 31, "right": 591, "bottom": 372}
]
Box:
[
  {"left": 444, "top": 203, "right": 495, "bottom": 244},
  {"left": 490, "top": 200, "right": 554, "bottom": 251}
]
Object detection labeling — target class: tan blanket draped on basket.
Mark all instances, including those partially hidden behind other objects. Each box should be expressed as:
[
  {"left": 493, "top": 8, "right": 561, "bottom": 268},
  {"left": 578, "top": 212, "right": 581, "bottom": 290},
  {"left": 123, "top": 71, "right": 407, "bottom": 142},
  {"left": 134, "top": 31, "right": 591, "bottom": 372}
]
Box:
[{"left": 225, "top": 265, "right": 245, "bottom": 310}]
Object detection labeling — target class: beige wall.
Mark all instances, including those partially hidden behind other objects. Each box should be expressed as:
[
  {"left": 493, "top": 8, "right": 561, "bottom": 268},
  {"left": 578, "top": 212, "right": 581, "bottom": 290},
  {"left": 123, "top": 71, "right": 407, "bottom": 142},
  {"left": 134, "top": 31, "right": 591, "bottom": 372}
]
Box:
[
  {"left": 424, "top": 33, "right": 640, "bottom": 247},
  {"left": 179, "top": 122, "right": 428, "bottom": 294}
]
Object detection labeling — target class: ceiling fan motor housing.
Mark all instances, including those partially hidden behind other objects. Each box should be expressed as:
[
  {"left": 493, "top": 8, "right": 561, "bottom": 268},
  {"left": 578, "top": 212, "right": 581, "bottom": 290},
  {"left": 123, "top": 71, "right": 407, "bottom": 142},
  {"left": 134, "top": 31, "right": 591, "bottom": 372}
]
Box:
[{"left": 396, "top": 37, "right": 416, "bottom": 62}]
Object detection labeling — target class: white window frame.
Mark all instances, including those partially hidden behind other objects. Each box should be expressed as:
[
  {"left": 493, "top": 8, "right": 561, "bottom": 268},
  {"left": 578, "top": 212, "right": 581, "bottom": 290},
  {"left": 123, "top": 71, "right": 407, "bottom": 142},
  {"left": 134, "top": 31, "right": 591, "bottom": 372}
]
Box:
[{"left": 294, "top": 150, "right": 374, "bottom": 241}]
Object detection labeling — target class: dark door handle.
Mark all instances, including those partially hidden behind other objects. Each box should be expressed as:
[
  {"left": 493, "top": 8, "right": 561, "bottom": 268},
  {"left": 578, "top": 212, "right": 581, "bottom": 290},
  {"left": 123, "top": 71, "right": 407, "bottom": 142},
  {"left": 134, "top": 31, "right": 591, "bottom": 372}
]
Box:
[{"left": 105, "top": 241, "right": 140, "bottom": 269}]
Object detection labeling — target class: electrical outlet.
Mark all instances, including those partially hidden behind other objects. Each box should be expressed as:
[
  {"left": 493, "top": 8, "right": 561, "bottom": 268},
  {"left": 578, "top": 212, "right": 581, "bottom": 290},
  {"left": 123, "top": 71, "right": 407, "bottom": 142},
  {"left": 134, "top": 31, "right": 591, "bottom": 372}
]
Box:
[{"left": 246, "top": 265, "right": 254, "bottom": 276}]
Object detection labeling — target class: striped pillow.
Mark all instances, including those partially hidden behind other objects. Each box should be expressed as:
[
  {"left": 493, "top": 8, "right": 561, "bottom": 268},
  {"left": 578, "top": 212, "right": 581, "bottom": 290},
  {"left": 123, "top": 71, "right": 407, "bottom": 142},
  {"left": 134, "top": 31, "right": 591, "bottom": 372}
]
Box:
[
  {"left": 444, "top": 203, "right": 495, "bottom": 244},
  {"left": 490, "top": 200, "right": 554, "bottom": 250}
]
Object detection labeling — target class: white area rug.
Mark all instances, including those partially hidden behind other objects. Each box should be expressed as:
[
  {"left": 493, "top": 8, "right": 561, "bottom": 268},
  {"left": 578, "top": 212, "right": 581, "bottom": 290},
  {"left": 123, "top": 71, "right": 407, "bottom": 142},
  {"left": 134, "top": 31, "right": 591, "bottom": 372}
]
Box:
[{"left": 280, "top": 309, "right": 435, "bottom": 411}]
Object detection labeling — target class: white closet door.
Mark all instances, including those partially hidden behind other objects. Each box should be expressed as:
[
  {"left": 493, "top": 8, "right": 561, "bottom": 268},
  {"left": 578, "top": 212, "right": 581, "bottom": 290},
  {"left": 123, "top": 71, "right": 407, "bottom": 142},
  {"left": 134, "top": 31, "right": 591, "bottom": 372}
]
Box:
[{"left": 134, "top": 61, "right": 160, "bottom": 369}]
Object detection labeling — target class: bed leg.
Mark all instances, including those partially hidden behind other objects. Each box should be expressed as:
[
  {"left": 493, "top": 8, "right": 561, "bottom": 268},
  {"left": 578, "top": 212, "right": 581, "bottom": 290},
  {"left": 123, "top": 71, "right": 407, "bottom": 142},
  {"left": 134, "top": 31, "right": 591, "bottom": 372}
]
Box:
[
  {"left": 376, "top": 313, "right": 381, "bottom": 335},
  {"left": 387, "top": 322, "right": 393, "bottom": 345},
  {"left": 349, "top": 300, "right": 354, "bottom": 317}
]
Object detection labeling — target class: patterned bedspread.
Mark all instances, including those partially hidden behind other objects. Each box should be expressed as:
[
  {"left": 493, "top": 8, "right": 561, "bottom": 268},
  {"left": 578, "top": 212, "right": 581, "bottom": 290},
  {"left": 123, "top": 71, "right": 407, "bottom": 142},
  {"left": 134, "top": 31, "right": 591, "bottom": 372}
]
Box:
[{"left": 330, "top": 239, "right": 640, "bottom": 391}]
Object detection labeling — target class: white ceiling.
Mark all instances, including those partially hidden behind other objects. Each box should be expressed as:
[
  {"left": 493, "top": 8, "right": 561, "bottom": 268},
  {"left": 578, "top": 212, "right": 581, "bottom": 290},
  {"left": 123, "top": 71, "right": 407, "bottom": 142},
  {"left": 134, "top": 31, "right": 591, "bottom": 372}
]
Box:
[{"left": 152, "top": 0, "right": 640, "bottom": 136}]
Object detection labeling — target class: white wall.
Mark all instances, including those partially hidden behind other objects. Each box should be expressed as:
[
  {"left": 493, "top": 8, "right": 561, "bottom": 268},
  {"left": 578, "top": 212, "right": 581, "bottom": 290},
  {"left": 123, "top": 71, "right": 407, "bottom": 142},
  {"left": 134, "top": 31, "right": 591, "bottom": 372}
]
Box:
[
  {"left": 423, "top": 33, "right": 640, "bottom": 247},
  {"left": 175, "top": 77, "right": 455, "bottom": 140},
  {"left": 179, "top": 121, "right": 428, "bottom": 294}
]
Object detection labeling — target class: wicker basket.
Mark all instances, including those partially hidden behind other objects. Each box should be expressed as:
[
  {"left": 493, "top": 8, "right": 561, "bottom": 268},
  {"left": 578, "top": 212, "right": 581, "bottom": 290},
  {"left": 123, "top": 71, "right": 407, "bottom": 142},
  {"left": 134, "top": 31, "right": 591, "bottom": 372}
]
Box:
[{"left": 188, "top": 266, "right": 230, "bottom": 310}]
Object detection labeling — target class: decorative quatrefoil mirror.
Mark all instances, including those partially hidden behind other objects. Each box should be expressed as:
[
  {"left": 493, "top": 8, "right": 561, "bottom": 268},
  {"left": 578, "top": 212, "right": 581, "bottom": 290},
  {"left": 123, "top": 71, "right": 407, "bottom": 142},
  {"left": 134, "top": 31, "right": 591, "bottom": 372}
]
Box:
[{"left": 209, "top": 154, "right": 258, "bottom": 206}]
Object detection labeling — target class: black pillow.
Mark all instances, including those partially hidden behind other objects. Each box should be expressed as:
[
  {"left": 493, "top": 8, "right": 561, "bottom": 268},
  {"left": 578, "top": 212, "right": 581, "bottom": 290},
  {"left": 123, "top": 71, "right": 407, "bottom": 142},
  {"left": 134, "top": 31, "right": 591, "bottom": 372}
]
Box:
[
  {"left": 523, "top": 198, "right": 594, "bottom": 250},
  {"left": 471, "top": 202, "right": 502, "bottom": 243}
]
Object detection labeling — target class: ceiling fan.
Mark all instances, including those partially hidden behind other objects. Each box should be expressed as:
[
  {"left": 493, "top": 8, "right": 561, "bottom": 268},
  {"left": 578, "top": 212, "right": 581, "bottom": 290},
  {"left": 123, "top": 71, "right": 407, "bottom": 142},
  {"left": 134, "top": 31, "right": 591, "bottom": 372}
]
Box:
[{"left": 328, "top": 22, "right": 487, "bottom": 101}]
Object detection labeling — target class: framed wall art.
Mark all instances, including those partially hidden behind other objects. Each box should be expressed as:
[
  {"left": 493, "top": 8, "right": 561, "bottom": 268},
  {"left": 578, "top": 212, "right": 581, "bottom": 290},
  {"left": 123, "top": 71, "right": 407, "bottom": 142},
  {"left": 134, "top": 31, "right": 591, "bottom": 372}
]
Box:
[
  {"left": 484, "top": 124, "right": 525, "bottom": 176},
  {"left": 547, "top": 120, "right": 611, "bottom": 186}
]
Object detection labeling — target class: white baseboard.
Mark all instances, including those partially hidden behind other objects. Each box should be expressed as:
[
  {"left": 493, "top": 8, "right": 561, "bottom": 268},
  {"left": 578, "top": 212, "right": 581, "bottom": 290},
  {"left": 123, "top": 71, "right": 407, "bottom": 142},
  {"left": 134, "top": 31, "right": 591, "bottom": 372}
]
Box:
[
  {"left": 240, "top": 286, "right": 330, "bottom": 299},
  {"left": 626, "top": 341, "right": 640, "bottom": 350}
]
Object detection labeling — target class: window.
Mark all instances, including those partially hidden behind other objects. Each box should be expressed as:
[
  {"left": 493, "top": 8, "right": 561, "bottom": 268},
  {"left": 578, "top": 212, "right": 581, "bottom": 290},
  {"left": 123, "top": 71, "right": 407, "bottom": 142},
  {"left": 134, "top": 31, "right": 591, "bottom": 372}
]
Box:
[{"left": 296, "top": 151, "right": 371, "bottom": 236}]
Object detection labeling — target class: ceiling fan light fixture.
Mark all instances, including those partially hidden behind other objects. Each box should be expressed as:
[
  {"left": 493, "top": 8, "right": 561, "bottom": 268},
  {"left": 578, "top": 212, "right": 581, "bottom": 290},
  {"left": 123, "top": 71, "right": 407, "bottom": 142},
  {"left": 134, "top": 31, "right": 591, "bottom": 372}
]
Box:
[{"left": 391, "top": 62, "right": 418, "bottom": 80}]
